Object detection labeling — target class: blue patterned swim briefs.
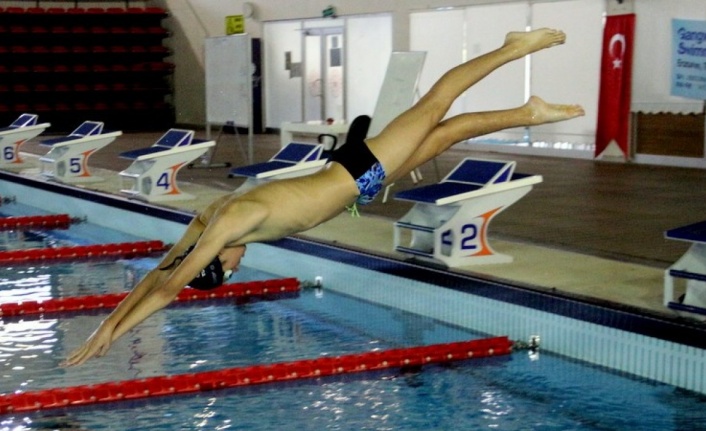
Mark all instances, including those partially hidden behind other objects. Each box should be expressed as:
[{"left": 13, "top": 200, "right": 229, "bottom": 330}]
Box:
[
  {"left": 330, "top": 137, "right": 387, "bottom": 206},
  {"left": 354, "top": 161, "right": 386, "bottom": 205}
]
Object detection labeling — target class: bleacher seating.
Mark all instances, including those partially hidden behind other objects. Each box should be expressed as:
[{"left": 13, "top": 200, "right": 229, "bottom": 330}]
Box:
[
  {"left": 393, "top": 157, "right": 542, "bottom": 267},
  {"left": 0, "top": 6, "right": 172, "bottom": 132}
]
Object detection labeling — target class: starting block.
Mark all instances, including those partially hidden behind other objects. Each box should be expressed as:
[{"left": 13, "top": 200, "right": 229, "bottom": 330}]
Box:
[
  {"left": 39, "top": 121, "right": 122, "bottom": 183},
  {"left": 118, "top": 129, "right": 215, "bottom": 202},
  {"left": 393, "top": 157, "right": 542, "bottom": 267},
  {"left": 229, "top": 142, "right": 326, "bottom": 194},
  {"left": 0, "top": 114, "right": 51, "bottom": 167},
  {"left": 663, "top": 220, "right": 706, "bottom": 317}
]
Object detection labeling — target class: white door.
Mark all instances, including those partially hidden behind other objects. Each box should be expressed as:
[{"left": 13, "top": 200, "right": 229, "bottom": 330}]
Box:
[{"left": 303, "top": 27, "right": 344, "bottom": 122}]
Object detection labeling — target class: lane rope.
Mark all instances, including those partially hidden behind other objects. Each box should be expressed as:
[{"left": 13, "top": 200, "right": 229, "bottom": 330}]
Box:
[
  {"left": 0, "top": 214, "right": 79, "bottom": 231},
  {"left": 0, "top": 240, "right": 168, "bottom": 264},
  {"left": 0, "top": 278, "right": 300, "bottom": 317},
  {"left": 0, "top": 336, "right": 512, "bottom": 414}
]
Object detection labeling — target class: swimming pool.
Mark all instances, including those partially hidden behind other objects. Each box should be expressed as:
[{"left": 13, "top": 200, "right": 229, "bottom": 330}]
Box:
[{"left": 1, "top": 170, "right": 706, "bottom": 430}]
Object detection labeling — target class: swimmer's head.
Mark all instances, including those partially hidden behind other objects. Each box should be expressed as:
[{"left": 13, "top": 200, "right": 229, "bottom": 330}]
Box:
[
  {"left": 160, "top": 245, "right": 245, "bottom": 291},
  {"left": 186, "top": 245, "right": 232, "bottom": 290}
]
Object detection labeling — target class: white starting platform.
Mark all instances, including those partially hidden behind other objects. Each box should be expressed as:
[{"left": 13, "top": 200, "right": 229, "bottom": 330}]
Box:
[
  {"left": 663, "top": 220, "right": 706, "bottom": 317},
  {"left": 280, "top": 121, "right": 349, "bottom": 148},
  {"left": 0, "top": 114, "right": 51, "bottom": 167},
  {"left": 39, "top": 121, "right": 121, "bottom": 183},
  {"left": 229, "top": 142, "right": 326, "bottom": 194},
  {"left": 393, "top": 157, "right": 542, "bottom": 267},
  {"left": 118, "top": 128, "right": 215, "bottom": 202}
]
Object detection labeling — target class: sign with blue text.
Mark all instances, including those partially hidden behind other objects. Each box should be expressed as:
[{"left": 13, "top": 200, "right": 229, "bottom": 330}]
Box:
[{"left": 672, "top": 19, "right": 706, "bottom": 100}]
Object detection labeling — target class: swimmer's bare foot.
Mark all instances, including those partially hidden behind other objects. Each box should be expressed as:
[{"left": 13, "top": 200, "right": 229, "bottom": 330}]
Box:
[
  {"left": 504, "top": 28, "right": 566, "bottom": 59},
  {"left": 525, "top": 95, "right": 584, "bottom": 125}
]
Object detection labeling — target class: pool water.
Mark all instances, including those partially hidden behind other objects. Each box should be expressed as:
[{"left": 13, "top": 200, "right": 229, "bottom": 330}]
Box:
[{"left": 1, "top": 209, "right": 706, "bottom": 430}]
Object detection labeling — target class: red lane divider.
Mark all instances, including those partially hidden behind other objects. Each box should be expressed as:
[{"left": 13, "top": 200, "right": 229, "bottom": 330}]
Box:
[
  {"left": 0, "top": 336, "right": 512, "bottom": 414},
  {"left": 0, "top": 214, "right": 75, "bottom": 231},
  {"left": 0, "top": 240, "right": 168, "bottom": 265},
  {"left": 0, "top": 278, "right": 300, "bottom": 317}
]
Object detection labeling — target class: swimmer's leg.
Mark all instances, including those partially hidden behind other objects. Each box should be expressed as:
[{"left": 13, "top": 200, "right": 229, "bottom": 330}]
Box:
[
  {"left": 387, "top": 96, "right": 584, "bottom": 182},
  {"left": 367, "top": 29, "right": 566, "bottom": 177}
]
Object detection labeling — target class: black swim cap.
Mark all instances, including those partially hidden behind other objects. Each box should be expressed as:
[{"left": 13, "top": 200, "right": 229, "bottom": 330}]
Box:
[{"left": 167, "top": 245, "right": 232, "bottom": 291}]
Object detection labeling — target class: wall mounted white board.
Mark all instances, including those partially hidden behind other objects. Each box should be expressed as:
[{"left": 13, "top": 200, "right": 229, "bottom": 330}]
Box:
[{"left": 205, "top": 34, "right": 252, "bottom": 127}]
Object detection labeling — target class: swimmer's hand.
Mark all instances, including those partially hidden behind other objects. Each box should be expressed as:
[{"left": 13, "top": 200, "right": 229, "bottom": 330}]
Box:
[{"left": 61, "top": 321, "right": 115, "bottom": 367}]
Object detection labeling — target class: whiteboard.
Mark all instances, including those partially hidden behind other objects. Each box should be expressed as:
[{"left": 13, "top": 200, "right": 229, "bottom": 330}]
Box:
[
  {"left": 205, "top": 34, "right": 252, "bottom": 126},
  {"left": 367, "top": 51, "right": 426, "bottom": 137}
]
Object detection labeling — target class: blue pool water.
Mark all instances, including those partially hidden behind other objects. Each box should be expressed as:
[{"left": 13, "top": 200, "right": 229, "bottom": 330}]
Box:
[{"left": 1, "top": 203, "right": 706, "bottom": 429}]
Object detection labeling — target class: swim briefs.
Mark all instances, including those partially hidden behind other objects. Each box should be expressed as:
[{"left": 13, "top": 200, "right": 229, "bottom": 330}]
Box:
[{"left": 330, "top": 139, "right": 386, "bottom": 205}]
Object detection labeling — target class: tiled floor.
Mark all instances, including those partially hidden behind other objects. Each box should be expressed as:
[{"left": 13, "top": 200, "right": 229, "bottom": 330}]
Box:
[{"left": 14, "top": 131, "right": 706, "bottom": 319}]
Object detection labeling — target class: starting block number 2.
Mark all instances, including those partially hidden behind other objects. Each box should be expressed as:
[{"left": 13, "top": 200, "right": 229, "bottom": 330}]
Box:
[{"left": 442, "top": 223, "right": 480, "bottom": 251}]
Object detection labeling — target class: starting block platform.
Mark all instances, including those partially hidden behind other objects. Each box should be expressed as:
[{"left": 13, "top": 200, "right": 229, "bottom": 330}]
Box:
[
  {"left": 664, "top": 220, "right": 706, "bottom": 316},
  {"left": 393, "top": 157, "right": 542, "bottom": 267},
  {"left": 118, "top": 128, "right": 215, "bottom": 202},
  {"left": 229, "top": 142, "right": 326, "bottom": 194},
  {"left": 39, "top": 121, "right": 121, "bottom": 183},
  {"left": 0, "top": 114, "right": 51, "bottom": 167}
]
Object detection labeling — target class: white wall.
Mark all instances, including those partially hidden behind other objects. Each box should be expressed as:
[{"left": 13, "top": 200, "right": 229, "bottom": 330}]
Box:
[
  {"left": 155, "top": 0, "right": 588, "bottom": 126},
  {"left": 410, "top": 1, "right": 602, "bottom": 145},
  {"left": 346, "top": 14, "right": 393, "bottom": 122},
  {"left": 263, "top": 20, "right": 303, "bottom": 129},
  {"left": 632, "top": 0, "right": 706, "bottom": 114},
  {"left": 530, "top": 0, "right": 604, "bottom": 145},
  {"left": 152, "top": 0, "right": 705, "bottom": 165}
]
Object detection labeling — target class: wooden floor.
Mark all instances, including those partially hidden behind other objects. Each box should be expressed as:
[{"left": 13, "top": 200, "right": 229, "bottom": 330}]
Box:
[{"left": 23, "top": 131, "right": 705, "bottom": 267}]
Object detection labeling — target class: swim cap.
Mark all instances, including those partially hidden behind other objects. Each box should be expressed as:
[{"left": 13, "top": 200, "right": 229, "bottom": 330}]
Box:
[{"left": 169, "top": 245, "right": 233, "bottom": 291}]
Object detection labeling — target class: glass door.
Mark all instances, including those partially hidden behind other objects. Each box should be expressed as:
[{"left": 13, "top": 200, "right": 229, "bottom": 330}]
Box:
[{"left": 303, "top": 27, "right": 344, "bottom": 122}]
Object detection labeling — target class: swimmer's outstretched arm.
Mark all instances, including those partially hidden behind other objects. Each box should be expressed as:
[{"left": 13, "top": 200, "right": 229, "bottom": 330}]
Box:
[
  {"left": 62, "top": 197, "right": 267, "bottom": 366},
  {"left": 61, "top": 214, "right": 208, "bottom": 366},
  {"left": 94, "top": 201, "right": 268, "bottom": 349}
]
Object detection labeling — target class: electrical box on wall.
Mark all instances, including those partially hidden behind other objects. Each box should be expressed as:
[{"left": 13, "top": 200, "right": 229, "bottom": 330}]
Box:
[{"left": 225, "top": 15, "right": 245, "bottom": 35}]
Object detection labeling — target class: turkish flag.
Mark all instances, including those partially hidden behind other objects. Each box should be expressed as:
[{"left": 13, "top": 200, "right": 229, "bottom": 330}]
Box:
[{"left": 595, "top": 14, "right": 635, "bottom": 160}]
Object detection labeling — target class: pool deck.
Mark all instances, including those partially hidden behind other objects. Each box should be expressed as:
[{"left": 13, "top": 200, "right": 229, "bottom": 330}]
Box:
[{"left": 13, "top": 131, "right": 706, "bottom": 321}]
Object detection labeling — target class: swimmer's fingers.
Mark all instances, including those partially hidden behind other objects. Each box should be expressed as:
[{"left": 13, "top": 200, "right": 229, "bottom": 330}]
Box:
[
  {"left": 61, "top": 342, "right": 97, "bottom": 367},
  {"left": 96, "top": 342, "right": 111, "bottom": 358},
  {"left": 62, "top": 341, "right": 108, "bottom": 367},
  {"left": 61, "top": 345, "right": 90, "bottom": 367},
  {"left": 61, "top": 326, "right": 114, "bottom": 367}
]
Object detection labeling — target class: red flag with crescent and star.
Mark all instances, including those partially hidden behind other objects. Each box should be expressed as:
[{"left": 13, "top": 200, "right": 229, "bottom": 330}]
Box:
[{"left": 595, "top": 14, "right": 635, "bottom": 160}]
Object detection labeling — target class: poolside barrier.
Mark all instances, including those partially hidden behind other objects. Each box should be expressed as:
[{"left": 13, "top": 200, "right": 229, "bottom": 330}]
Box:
[
  {"left": 0, "top": 278, "right": 300, "bottom": 317},
  {"left": 0, "top": 214, "right": 76, "bottom": 230},
  {"left": 0, "top": 240, "right": 168, "bottom": 264},
  {"left": 0, "top": 336, "right": 512, "bottom": 414}
]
